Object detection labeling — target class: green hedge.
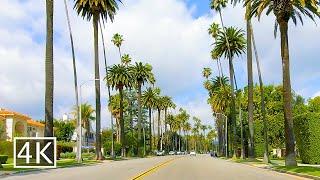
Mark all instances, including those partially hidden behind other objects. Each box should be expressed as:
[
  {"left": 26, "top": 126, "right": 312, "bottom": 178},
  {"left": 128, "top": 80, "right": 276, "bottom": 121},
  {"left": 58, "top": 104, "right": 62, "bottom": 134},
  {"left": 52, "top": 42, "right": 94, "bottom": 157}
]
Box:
[
  {"left": 294, "top": 112, "right": 320, "bottom": 164},
  {"left": 0, "top": 155, "right": 8, "bottom": 164},
  {"left": 0, "top": 141, "right": 13, "bottom": 158},
  {"left": 57, "top": 141, "right": 74, "bottom": 153},
  {"left": 60, "top": 152, "right": 76, "bottom": 159},
  {"left": 104, "top": 141, "right": 121, "bottom": 156}
]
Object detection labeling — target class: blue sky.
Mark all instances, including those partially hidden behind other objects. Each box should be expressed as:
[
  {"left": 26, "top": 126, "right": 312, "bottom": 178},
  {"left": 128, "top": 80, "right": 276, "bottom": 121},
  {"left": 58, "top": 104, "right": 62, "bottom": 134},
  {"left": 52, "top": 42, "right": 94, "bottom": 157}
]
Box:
[{"left": 0, "top": 0, "right": 319, "bottom": 128}]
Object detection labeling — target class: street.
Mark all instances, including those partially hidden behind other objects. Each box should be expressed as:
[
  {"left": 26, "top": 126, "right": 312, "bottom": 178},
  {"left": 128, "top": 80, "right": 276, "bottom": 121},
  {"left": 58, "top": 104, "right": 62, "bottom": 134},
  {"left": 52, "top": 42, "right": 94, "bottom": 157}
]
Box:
[{"left": 2, "top": 155, "right": 306, "bottom": 180}]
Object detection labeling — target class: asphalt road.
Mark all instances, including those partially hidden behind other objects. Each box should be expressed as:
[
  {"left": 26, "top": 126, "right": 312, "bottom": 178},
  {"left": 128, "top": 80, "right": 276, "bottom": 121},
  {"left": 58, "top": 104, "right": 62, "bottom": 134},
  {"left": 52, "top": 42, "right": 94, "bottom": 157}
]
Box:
[{"left": 2, "top": 155, "right": 307, "bottom": 180}]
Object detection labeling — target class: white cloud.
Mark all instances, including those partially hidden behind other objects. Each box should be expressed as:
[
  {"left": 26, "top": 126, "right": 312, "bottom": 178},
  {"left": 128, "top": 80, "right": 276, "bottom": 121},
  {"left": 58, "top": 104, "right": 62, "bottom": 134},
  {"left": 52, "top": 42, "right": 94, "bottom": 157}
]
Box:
[{"left": 0, "top": 0, "right": 319, "bottom": 129}]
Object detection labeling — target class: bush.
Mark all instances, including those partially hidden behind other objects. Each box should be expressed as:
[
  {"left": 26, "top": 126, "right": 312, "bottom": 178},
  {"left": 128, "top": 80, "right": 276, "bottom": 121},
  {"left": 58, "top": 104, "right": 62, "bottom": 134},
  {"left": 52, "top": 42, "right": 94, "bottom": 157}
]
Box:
[
  {"left": 104, "top": 141, "right": 121, "bottom": 156},
  {"left": 57, "top": 141, "right": 74, "bottom": 153},
  {"left": 0, "top": 155, "right": 8, "bottom": 164},
  {"left": 0, "top": 141, "right": 13, "bottom": 158},
  {"left": 60, "top": 152, "right": 76, "bottom": 159},
  {"left": 82, "top": 152, "right": 95, "bottom": 160},
  {"left": 294, "top": 112, "right": 320, "bottom": 164}
]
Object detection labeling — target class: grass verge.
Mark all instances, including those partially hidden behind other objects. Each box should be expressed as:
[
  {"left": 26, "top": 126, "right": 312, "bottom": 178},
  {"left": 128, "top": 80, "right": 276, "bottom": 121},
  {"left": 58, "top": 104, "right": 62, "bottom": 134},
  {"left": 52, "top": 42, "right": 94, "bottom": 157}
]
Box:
[{"left": 273, "top": 166, "right": 320, "bottom": 177}]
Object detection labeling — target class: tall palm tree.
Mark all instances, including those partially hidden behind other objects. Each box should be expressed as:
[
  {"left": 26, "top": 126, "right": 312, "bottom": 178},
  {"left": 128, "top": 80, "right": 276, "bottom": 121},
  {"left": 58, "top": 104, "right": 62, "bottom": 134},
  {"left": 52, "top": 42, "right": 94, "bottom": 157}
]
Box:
[
  {"left": 183, "top": 121, "right": 191, "bottom": 152},
  {"left": 112, "top": 33, "right": 124, "bottom": 59},
  {"left": 107, "top": 64, "right": 132, "bottom": 156},
  {"left": 202, "top": 68, "right": 212, "bottom": 79},
  {"left": 208, "top": 22, "right": 221, "bottom": 39},
  {"left": 212, "top": 27, "right": 246, "bottom": 157},
  {"left": 142, "top": 87, "right": 159, "bottom": 153},
  {"left": 131, "top": 62, "right": 154, "bottom": 156},
  {"left": 74, "top": 0, "right": 121, "bottom": 160},
  {"left": 44, "top": 0, "right": 54, "bottom": 159},
  {"left": 162, "top": 96, "right": 176, "bottom": 134},
  {"left": 155, "top": 95, "right": 165, "bottom": 151},
  {"left": 249, "top": 0, "right": 319, "bottom": 166},
  {"left": 121, "top": 54, "right": 131, "bottom": 66}
]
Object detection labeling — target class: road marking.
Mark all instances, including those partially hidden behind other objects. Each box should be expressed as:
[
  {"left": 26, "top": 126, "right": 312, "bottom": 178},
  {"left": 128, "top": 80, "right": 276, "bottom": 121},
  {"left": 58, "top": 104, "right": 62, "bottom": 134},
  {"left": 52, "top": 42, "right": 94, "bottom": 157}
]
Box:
[{"left": 131, "top": 157, "right": 180, "bottom": 180}]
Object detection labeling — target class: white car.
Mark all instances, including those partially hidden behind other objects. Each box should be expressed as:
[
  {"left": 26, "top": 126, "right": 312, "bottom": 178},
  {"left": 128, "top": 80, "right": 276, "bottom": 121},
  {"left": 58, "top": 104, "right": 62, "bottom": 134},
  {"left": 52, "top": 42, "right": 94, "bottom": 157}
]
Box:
[
  {"left": 190, "top": 151, "right": 196, "bottom": 156},
  {"left": 169, "top": 151, "right": 175, "bottom": 155},
  {"left": 156, "top": 150, "right": 165, "bottom": 156}
]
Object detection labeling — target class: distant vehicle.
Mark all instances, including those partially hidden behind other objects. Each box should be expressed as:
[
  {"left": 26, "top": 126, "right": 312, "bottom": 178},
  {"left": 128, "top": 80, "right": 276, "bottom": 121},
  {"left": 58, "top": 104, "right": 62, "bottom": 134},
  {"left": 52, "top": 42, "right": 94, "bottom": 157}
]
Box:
[
  {"left": 169, "top": 151, "right": 175, "bottom": 155},
  {"left": 156, "top": 150, "right": 165, "bottom": 156},
  {"left": 190, "top": 151, "right": 196, "bottom": 156},
  {"left": 177, "top": 151, "right": 182, "bottom": 155}
]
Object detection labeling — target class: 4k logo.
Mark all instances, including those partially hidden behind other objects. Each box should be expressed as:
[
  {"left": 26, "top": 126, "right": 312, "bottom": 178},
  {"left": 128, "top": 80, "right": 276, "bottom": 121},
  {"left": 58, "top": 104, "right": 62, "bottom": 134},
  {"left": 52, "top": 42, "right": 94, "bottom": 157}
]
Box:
[{"left": 14, "top": 137, "right": 56, "bottom": 168}]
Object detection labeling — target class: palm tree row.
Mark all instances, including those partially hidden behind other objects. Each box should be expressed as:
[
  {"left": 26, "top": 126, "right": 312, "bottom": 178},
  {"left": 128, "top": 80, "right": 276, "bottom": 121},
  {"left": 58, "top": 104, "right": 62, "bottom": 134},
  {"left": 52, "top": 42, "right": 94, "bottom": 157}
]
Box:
[{"left": 204, "top": 0, "right": 319, "bottom": 166}]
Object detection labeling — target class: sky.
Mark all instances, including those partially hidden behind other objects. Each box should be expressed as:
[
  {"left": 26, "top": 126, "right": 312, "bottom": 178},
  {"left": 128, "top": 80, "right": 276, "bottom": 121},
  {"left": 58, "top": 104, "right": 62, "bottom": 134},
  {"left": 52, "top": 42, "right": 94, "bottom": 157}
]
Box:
[{"left": 0, "top": 0, "right": 319, "bottom": 129}]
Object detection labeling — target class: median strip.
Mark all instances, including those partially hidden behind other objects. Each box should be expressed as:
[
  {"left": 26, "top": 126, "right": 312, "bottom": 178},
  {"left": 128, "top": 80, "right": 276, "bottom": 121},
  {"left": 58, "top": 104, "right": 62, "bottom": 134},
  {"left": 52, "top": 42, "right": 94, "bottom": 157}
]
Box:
[{"left": 131, "top": 157, "right": 180, "bottom": 180}]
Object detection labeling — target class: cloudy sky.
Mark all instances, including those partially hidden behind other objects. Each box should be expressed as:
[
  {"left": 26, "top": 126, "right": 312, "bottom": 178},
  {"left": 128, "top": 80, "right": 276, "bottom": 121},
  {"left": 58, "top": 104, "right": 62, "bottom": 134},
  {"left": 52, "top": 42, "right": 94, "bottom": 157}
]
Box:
[{"left": 0, "top": 0, "right": 319, "bottom": 128}]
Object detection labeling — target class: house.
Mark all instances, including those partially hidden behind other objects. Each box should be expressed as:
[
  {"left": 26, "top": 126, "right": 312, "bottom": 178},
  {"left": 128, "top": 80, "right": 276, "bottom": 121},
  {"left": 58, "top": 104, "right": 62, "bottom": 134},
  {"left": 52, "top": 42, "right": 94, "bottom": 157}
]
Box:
[{"left": 0, "top": 108, "right": 45, "bottom": 141}]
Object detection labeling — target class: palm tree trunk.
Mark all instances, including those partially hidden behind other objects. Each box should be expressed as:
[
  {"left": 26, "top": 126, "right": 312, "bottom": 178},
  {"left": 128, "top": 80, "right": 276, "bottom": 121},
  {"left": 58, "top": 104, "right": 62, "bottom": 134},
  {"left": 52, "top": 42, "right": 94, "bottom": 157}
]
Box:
[
  {"left": 93, "top": 14, "right": 103, "bottom": 160},
  {"left": 219, "top": 10, "right": 237, "bottom": 157},
  {"left": 152, "top": 110, "right": 155, "bottom": 150},
  {"left": 246, "top": 5, "right": 255, "bottom": 159},
  {"left": 99, "top": 22, "right": 115, "bottom": 158},
  {"left": 279, "top": 20, "right": 297, "bottom": 166},
  {"left": 149, "top": 107, "right": 152, "bottom": 153},
  {"left": 157, "top": 108, "right": 161, "bottom": 150},
  {"left": 45, "top": 0, "right": 54, "bottom": 159},
  {"left": 118, "top": 47, "right": 122, "bottom": 60},
  {"left": 137, "top": 83, "right": 143, "bottom": 156},
  {"left": 119, "top": 86, "right": 126, "bottom": 157},
  {"left": 250, "top": 23, "right": 270, "bottom": 163}
]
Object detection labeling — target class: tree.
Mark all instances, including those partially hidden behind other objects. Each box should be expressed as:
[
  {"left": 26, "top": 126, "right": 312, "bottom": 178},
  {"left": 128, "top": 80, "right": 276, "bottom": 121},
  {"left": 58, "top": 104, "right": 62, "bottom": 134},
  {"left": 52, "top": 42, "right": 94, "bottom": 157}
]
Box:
[
  {"left": 107, "top": 64, "right": 132, "bottom": 156},
  {"left": 112, "top": 33, "right": 124, "bottom": 59},
  {"left": 73, "top": 0, "right": 121, "bottom": 160},
  {"left": 131, "top": 62, "right": 155, "bottom": 156},
  {"left": 212, "top": 26, "right": 246, "bottom": 157},
  {"left": 121, "top": 54, "right": 132, "bottom": 66},
  {"left": 44, "top": 0, "right": 54, "bottom": 159},
  {"left": 155, "top": 95, "right": 165, "bottom": 151},
  {"left": 182, "top": 121, "right": 191, "bottom": 151},
  {"left": 142, "top": 87, "right": 159, "bottom": 153},
  {"left": 202, "top": 68, "right": 212, "bottom": 79},
  {"left": 54, "top": 120, "right": 76, "bottom": 142},
  {"left": 249, "top": 0, "right": 319, "bottom": 166}
]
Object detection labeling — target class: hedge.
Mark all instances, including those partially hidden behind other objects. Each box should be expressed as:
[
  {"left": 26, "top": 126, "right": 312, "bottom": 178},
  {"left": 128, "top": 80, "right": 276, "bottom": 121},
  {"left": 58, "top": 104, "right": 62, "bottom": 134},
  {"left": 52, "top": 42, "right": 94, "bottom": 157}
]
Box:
[
  {"left": 57, "top": 141, "right": 74, "bottom": 153},
  {"left": 60, "top": 152, "right": 76, "bottom": 159},
  {"left": 0, "top": 155, "right": 8, "bottom": 164},
  {"left": 0, "top": 141, "right": 13, "bottom": 158},
  {"left": 104, "top": 141, "right": 121, "bottom": 156},
  {"left": 294, "top": 112, "right": 320, "bottom": 164}
]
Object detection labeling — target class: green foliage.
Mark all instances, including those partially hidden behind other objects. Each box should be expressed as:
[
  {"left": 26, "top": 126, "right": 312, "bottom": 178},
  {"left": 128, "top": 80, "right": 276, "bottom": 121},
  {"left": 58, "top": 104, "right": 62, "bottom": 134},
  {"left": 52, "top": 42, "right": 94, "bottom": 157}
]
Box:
[
  {"left": 294, "top": 112, "right": 320, "bottom": 164},
  {"left": 0, "top": 121, "right": 6, "bottom": 140},
  {"left": 104, "top": 141, "right": 121, "bottom": 156},
  {"left": 57, "top": 141, "right": 75, "bottom": 153},
  {"left": 54, "top": 120, "right": 75, "bottom": 141},
  {"left": 60, "top": 152, "right": 76, "bottom": 159},
  {"left": 0, "top": 141, "right": 13, "bottom": 158},
  {"left": 0, "top": 155, "right": 8, "bottom": 164}
]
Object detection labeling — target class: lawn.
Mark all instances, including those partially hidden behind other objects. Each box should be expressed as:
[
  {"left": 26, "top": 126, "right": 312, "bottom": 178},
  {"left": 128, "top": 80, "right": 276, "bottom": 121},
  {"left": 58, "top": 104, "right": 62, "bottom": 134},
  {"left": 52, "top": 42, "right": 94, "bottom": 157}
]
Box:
[
  {"left": 0, "top": 158, "right": 101, "bottom": 172},
  {"left": 274, "top": 166, "right": 320, "bottom": 177}
]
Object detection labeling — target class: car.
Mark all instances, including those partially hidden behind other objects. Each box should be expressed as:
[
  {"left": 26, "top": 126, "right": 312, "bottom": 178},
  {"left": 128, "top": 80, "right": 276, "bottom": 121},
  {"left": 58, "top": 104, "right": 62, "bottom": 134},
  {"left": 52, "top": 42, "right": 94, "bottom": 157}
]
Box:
[
  {"left": 156, "top": 150, "right": 165, "bottom": 156},
  {"left": 190, "top": 151, "right": 196, "bottom": 156},
  {"left": 177, "top": 151, "right": 182, "bottom": 155},
  {"left": 169, "top": 151, "right": 175, "bottom": 155}
]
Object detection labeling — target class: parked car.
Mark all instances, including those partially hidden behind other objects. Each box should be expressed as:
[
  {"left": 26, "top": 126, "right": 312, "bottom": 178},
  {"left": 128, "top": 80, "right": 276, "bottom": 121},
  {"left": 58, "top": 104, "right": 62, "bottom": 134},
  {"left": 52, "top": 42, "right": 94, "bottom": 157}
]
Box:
[
  {"left": 177, "top": 151, "right": 182, "bottom": 155},
  {"left": 169, "top": 151, "right": 175, "bottom": 155},
  {"left": 190, "top": 151, "right": 196, "bottom": 156},
  {"left": 156, "top": 150, "right": 165, "bottom": 156}
]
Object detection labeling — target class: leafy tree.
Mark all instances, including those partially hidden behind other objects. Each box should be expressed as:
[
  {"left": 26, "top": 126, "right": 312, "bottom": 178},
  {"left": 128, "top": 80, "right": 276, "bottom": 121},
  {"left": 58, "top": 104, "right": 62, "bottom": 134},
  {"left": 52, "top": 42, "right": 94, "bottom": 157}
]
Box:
[
  {"left": 249, "top": 0, "right": 319, "bottom": 166},
  {"left": 107, "top": 64, "right": 132, "bottom": 156},
  {"left": 54, "top": 120, "right": 75, "bottom": 142},
  {"left": 202, "top": 68, "right": 212, "bottom": 79},
  {"left": 121, "top": 54, "right": 132, "bottom": 66},
  {"left": 73, "top": 0, "right": 121, "bottom": 160},
  {"left": 112, "top": 33, "right": 124, "bottom": 59}
]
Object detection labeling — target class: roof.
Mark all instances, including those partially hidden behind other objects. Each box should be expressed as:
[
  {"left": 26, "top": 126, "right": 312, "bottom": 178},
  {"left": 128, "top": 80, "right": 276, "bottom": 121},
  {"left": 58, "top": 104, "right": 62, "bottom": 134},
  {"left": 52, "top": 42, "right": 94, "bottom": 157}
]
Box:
[{"left": 0, "top": 108, "right": 44, "bottom": 127}]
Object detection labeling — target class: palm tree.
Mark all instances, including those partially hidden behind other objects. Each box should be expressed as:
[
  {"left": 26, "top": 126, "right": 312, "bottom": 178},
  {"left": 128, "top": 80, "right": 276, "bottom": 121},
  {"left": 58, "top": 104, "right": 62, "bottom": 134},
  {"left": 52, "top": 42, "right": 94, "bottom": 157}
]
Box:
[
  {"left": 44, "top": 0, "right": 54, "bottom": 159},
  {"left": 202, "top": 68, "right": 212, "bottom": 79},
  {"left": 155, "top": 95, "right": 165, "bottom": 151},
  {"left": 107, "top": 64, "right": 132, "bottom": 156},
  {"left": 212, "top": 27, "right": 246, "bottom": 156},
  {"left": 131, "top": 62, "right": 154, "bottom": 156},
  {"left": 121, "top": 54, "right": 131, "bottom": 66},
  {"left": 183, "top": 121, "right": 191, "bottom": 152},
  {"left": 74, "top": 0, "right": 121, "bottom": 160},
  {"left": 162, "top": 96, "right": 176, "bottom": 134},
  {"left": 208, "top": 22, "right": 221, "bottom": 39},
  {"left": 142, "top": 87, "right": 159, "bottom": 153},
  {"left": 249, "top": 0, "right": 319, "bottom": 166},
  {"left": 112, "top": 33, "right": 124, "bottom": 59}
]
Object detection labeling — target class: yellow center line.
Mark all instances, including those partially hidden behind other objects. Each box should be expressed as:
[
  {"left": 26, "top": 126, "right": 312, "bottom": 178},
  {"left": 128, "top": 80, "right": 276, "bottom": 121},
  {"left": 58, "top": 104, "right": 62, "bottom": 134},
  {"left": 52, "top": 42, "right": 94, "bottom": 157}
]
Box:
[{"left": 131, "top": 156, "right": 182, "bottom": 180}]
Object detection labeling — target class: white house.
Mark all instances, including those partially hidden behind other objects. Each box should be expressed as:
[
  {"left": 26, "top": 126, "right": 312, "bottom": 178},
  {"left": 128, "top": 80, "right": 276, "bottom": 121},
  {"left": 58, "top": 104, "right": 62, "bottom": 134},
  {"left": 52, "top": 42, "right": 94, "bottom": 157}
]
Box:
[{"left": 0, "top": 108, "right": 44, "bottom": 141}]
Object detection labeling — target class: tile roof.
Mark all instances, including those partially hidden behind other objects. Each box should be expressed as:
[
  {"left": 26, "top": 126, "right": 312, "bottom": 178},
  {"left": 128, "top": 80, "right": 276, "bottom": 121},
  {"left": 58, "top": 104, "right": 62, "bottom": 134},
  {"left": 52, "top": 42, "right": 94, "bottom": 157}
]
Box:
[{"left": 0, "top": 108, "right": 44, "bottom": 127}]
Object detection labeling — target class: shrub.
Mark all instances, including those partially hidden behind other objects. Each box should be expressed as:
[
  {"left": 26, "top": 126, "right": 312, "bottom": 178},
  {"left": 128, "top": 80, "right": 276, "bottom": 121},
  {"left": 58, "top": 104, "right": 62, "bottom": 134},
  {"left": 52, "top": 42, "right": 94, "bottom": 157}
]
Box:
[
  {"left": 294, "top": 112, "right": 320, "bottom": 164},
  {"left": 57, "top": 141, "right": 74, "bottom": 153},
  {"left": 0, "top": 141, "right": 13, "bottom": 158},
  {"left": 60, "top": 152, "right": 76, "bottom": 159},
  {"left": 0, "top": 155, "right": 8, "bottom": 164},
  {"left": 104, "top": 141, "right": 121, "bottom": 156}
]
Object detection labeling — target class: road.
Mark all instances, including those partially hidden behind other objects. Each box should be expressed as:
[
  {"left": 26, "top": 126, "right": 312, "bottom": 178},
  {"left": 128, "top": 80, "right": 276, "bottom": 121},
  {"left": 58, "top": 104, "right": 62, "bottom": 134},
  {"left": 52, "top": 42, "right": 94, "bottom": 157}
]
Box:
[{"left": 2, "top": 155, "right": 307, "bottom": 180}]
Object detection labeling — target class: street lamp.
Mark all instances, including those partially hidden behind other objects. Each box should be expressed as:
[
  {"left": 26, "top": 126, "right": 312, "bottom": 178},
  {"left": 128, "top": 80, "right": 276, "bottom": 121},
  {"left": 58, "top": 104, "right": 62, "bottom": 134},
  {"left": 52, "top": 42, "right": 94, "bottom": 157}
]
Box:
[
  {"left": 215, "top": 113, "right": 228, "bottom": 158},
  {"left": 78, "top": 79, "right": 100, "bottom": 163}
]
